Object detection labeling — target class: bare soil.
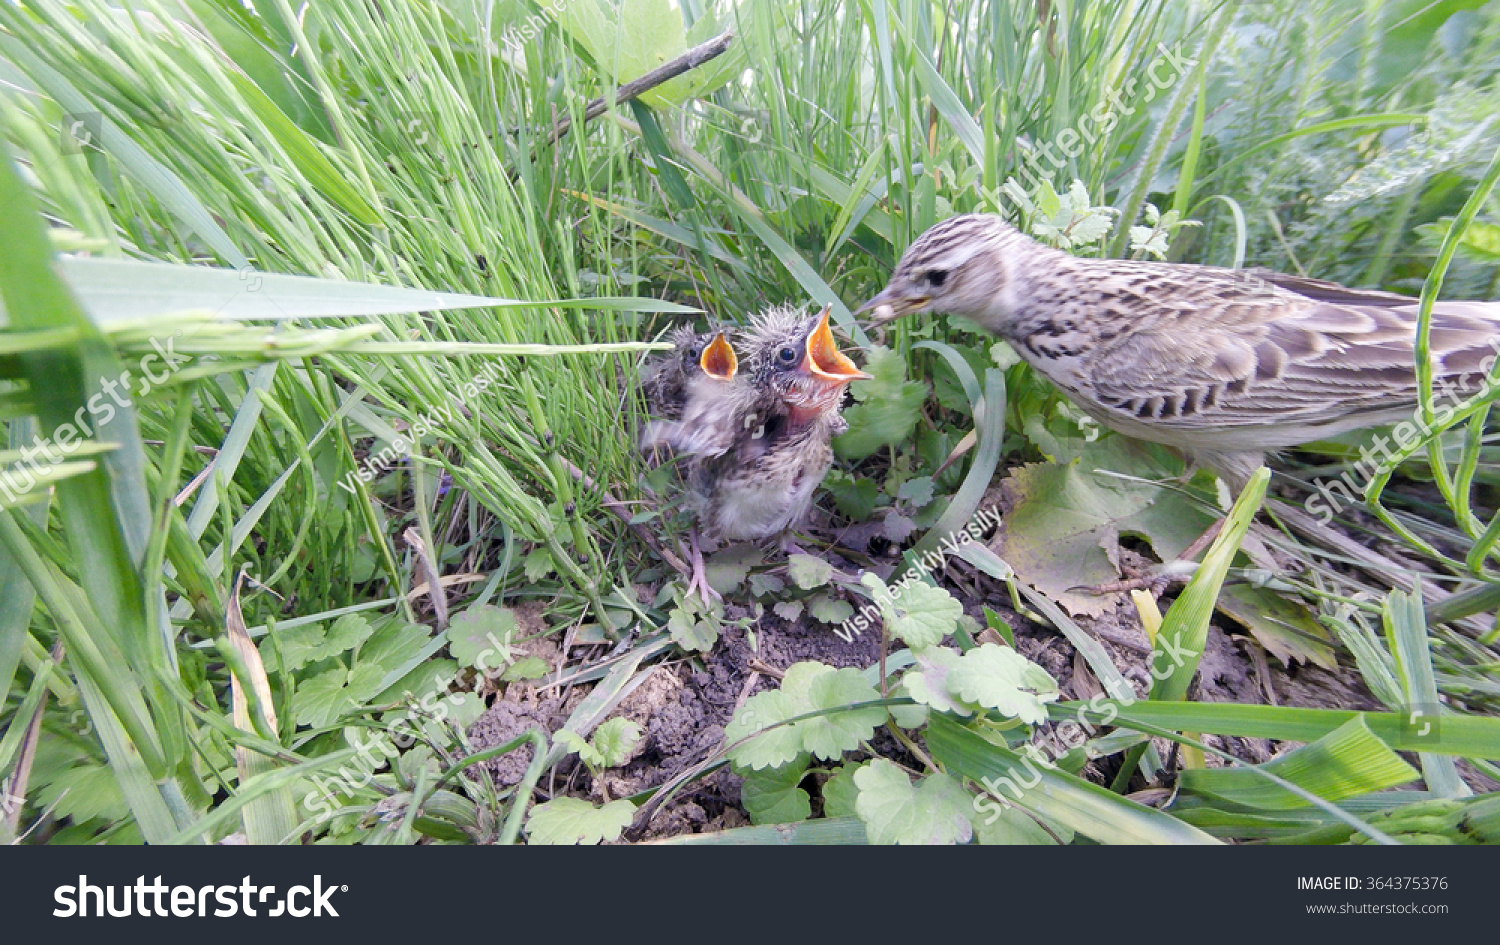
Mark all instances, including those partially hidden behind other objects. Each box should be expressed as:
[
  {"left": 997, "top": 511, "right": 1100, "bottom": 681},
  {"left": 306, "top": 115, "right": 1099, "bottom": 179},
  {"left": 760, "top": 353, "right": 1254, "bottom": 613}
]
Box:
[{"left": 464, "top": 479, "right": 1496, "bottom": 841}]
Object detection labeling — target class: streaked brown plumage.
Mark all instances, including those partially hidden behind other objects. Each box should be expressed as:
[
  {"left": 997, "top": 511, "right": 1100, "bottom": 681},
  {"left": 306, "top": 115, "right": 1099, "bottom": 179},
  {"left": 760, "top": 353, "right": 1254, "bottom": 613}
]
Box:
[{"left": 864, "top": 213, "right": 1500, "bottom": 489}]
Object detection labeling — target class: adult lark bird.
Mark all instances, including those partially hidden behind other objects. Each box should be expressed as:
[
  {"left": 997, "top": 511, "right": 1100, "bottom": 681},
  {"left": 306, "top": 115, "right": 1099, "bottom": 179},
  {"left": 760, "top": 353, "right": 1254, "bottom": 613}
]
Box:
[
  {"left": 683, "top": 304, "right": 870, "bottom": 547},
  {"left": 863, "top": 213, "right": 1500, "bottom": 491}
]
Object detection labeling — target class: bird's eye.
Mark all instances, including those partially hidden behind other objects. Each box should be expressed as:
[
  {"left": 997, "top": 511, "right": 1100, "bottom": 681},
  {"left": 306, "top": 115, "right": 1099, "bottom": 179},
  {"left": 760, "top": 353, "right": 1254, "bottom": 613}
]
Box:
[
  {"left": 924, "top": 270, "right": 948, "bottom": 288},
  {"left": 777, "top": 346, "right": 798, "bottom": 364}
]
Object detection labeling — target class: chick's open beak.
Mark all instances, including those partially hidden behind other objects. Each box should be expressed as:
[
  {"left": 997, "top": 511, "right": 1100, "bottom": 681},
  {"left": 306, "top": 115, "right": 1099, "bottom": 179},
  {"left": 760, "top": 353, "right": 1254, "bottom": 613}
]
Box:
[
  {"left": 799, "top": 305, "right": 872, "bottom": 387},
  {"left": 699, "top": 331, "right": 737, "bottom": 381},
  {"left": 856, "top": 285, "right": 929, "bottom": 326}
]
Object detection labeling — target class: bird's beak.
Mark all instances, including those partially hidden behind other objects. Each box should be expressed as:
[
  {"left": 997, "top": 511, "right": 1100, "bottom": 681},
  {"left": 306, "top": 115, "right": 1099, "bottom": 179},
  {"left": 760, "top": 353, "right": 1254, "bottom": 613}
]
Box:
[
  {"left": 699, "top": 331, "right": 737, "bottom": 381},
  {"left": 800, "top": 305, "right": 872, "bottom": 387},
  {"left": 856, "top": 285, "right": 929, "bottom": 326}
]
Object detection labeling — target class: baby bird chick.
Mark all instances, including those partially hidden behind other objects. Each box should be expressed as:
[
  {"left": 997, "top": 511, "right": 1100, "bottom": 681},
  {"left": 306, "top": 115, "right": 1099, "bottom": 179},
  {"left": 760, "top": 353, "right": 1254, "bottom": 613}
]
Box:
[
  {"left": 639, "top": 324, "right": 712, "bottom": 419},
  {"left": 639, "top": 329, "right": 744, "bottom": 603},
  {"left": 686, "top": 305, "right": 870, "bottom": 545},
  {"left": 639, "top": 326, "right": 738, "bottom": 455}
]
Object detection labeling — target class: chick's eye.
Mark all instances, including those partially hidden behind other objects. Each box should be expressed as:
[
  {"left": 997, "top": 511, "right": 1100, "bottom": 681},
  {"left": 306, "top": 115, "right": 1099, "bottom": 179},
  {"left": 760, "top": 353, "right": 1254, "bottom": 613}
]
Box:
[
  {"left": 777, "top": 346, "right": 797, "bottom": 364},
  {"left": 924, "top": 270, "right": 948, "bottom": 288}
]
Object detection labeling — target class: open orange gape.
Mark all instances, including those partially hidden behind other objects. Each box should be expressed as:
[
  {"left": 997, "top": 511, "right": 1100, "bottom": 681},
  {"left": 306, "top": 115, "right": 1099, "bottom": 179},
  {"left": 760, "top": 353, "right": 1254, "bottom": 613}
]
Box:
[
  {"left": 697, "top": 330, "right": 738, "bottom": 381},
  {"left": 777, "top": 305, "right": 869, "bottom": 425}
]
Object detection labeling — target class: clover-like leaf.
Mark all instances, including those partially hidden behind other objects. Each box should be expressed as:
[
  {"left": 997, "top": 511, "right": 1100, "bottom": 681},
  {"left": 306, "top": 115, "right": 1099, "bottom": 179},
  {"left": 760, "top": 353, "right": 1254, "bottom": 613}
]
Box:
[
  {"left": 773, "top": 600, "right": 804, "bottom": 622},
  {"left": 707, "top": 544, "right": 762, "bottom": 594},
  {"left": 835, "top": 347, "right": 927, "bottom": 460},
  {"left": 853, "top": 759, "right": 975, "bottom": 845},
  {"left": 862, "top": 573, "right": 963, "bottom": 650},
  {"left": 821, "top": 765, "right": 861, "bottom": 819},
  {"left": 526, "top": 797, "right": 636, "bottom": 845},
  {"left": 787, "top": 553, "right": 833, "bottom": 590},
  {"left": 293, "top": 668, "right": 360, "bottom": 729},
  {"left": 798, "top": 668, "right": 886, "bottom": 760},
  {"left": 260, "top": 622, "right": 325, "bottom": 674},
  {"left": 827, "top": 474, "right": 882, "bottom": 520},
  {"left": 553, "top": 729, "right": 604, "bottom": 768},
  {"left": 668, "top": 605, "right": 718, "bottom": 652},
  {"left": 882, "top": 510, "right": 916, "bottom": 543},
  {"left": 265, "top": 615, "right": 373, "bottom": 675},
  {"left": 591, "top": 717, "right": 644, "bottom": 768},
  {"left": 901, "top": 647, "right": 970, "bottom": 716},
  {"left": 946, "top": 644, "right": 1060, "bottom": 724},
  {"left": 501, "top": 655, "right": 550, "bottom": 683},
  {"left": 293, "top": 666, "right": 377, "bottom": 730},
  {"left": 724, "top": 688, "right": 807, "bottom": 770},
  {"left": 724, "top": 661, "right": 883, "bottom": 768},
  {"left": 807, "top": 594, "right": 853, "bottom": 625},
  {"left": 739, "top": 755, "right": 811, "bottom": 825},
  {"left": 321, "top": 614, "right": 376, "bottom": 660},
  {"left": 749, "top": 572, "right": 786, "bottom": 598},
  {"left": 344, "top": 662, "right": 389, "bottom": 704},
  {"left": 897, "top": 476, "right": 935, "bottom": 508},
  {"left": 523, "top": 545, "right": 554, "bottom": 582},
  {"left": 448, "top": 604, "right": 519, "bottom": 669}
]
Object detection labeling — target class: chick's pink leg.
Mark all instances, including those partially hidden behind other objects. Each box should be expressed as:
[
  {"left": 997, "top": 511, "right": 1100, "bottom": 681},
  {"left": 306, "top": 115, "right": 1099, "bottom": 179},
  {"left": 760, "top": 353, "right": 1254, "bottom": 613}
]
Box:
[{"left": 683, "top": 528, "right": 722, "bottom": 603}]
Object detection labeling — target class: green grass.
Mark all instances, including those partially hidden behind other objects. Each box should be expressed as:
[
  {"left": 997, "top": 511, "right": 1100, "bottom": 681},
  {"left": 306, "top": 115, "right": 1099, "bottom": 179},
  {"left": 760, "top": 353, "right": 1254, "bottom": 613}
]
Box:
[{"left": 2, "top": 0, "right": 1498, "bottom": 845}]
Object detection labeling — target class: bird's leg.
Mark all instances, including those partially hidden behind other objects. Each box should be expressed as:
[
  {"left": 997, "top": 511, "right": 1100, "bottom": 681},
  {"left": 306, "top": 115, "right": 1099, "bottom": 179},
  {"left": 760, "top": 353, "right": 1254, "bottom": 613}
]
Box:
[
  {"left": 682, "top": 528, "right": 722, "bottom": 604},
  {"left": 1081, "top": 518, "right": 1226, "bottom": 597}
]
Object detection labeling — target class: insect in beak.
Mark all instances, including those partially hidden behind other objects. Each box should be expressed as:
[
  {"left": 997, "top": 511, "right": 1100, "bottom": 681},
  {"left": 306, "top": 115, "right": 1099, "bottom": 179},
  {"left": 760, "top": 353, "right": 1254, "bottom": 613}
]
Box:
[{"left": 857, "top": 287, "right": 929, "bottom": 326}]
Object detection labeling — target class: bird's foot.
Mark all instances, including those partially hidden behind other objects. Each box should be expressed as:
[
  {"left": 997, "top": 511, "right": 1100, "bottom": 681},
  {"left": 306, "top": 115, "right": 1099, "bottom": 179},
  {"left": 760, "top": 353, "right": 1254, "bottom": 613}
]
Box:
[
  {"left": 1075, "top": 517, "right": 1225, "bottom": 598},
  {"left": 683, "top": 530, "right": 722, "bottom": 605},
  {"left": 1076, "top": 566, "right": 1191, "bottom": 598}
]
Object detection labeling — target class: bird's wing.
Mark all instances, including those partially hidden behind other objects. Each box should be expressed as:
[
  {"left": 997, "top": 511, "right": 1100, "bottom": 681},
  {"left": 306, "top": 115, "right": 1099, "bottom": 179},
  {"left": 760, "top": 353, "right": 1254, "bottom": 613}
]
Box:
[
  {"left": 651, "top": 417, "right": 738, "bottom": 458},
  {"left": 656, "top": 379, "right": 762, "bottom": 458},
  {"left": 1081, "top": 267, "right": 1500, "bottom": 438},
  {"left": 1247, "top": 269, "right": 1417, "bottom": 306}
]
